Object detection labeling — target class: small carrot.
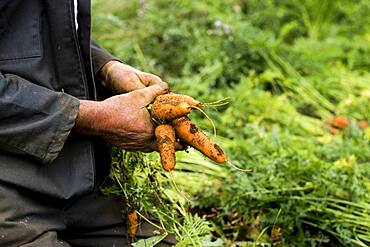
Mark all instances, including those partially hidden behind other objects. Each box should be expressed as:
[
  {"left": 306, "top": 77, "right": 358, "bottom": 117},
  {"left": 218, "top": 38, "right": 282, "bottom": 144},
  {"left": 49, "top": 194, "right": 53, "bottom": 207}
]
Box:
[
  {"left": 171, "top": 117, "right": 227, "bottom": 163},
  {"left": 152, "top": 140, "right": 187, "bottom": 152},
  {"left": 326, "top": 116, "right": 349, "bottom": 129},
  {"left": 155, "top": 124, "right": 176, "bottom": 171},
  {"left": 152, "top": 101, "right": 192, "bottom": 122},
  {"left": 153, "top": 93, "right": 226, "bottom": 135},
  {"left": 128, "top": 210, "right": 138, "bottom": 238},
  {"left": 155, "top": 93, "right": 202, "bottom": 108},
  {"left": 156, "top": 93, "right": 229, "bottom": 108},
  {"left": 359, "top": 120, "right": 368, "bottom": 129}
]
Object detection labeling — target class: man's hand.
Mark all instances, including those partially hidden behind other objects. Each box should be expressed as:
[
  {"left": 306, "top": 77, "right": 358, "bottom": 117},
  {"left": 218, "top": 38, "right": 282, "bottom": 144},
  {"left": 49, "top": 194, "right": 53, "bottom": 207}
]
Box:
[
  {"left": 74, "top": 84, "right": 169, "bottom": 152},
  {"left": 100, "top": 61, "right": 168, "bottom": 94}
]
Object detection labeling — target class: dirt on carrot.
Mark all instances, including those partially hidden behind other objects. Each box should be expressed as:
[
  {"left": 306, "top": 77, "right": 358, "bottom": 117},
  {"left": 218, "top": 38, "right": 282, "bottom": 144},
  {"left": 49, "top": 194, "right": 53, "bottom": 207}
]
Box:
[
  {"left": 155, "top": 93, "right": 202, "bottom": 107},
  {"left": 151, "top": 93, "right": 228, "bottom": 170},
  {"left": 171, "top": 117, "right": 227, "bottom": 163},
  {"left": 152, "top": 101, "right": 192, "bottom": 122},
  {"left": 155, "top": 124, "right": 176, "bottom": 171}
]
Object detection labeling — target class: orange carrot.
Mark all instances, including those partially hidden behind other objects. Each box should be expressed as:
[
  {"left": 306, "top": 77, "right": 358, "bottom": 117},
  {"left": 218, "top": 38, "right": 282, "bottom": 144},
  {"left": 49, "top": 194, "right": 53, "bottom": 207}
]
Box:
[
  {"left": 128, "top": 210, "right": 138, "bottom": 238},
  {"left": 155, "top": 93, "right": 202, "bottom": 107},
  {"left": 152, "top": 140, "right": 186, "bottom": 152},
  {"left": 326, "top": 116, "right": 349, "bottom": 129},
  {"left": 171, "top": 117, "right": 227, "bottom": 163},
  {"left": 155, "top": 124, "right": 176, "bottom": 171},
  {"left": 359, "top": 120, "right": 368, "bottom": 129},
  {"left": 152, "top": 101, "right": 192, "bottom": 122},
  {"left": 156, "top": 93, "right": 229, "bottom": 108}
]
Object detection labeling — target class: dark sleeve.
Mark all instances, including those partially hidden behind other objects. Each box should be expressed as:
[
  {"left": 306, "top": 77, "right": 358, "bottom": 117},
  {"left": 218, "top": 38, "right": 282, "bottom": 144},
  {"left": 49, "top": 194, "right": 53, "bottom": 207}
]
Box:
[
  {"left": 0, "top": 72, "right": 80, "bottom": 164},
  {"left": 90, "top": 40, "right": 121, "bottom": 76}
]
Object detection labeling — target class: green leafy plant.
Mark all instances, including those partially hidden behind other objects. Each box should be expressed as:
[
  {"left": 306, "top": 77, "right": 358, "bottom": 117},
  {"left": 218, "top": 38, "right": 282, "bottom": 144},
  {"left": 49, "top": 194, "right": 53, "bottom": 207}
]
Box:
[{"left": 93, "top": 0, "right": 370, "bottom": 245}]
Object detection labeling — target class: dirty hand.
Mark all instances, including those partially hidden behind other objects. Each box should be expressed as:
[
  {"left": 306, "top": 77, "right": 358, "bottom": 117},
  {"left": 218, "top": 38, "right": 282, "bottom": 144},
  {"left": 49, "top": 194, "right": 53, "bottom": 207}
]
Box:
[
  {"left": 74, "top": 84, "right": 169, "bottom": 151},
  {"left": 100, "top": 61, "right": 168, "bottom": 94}
]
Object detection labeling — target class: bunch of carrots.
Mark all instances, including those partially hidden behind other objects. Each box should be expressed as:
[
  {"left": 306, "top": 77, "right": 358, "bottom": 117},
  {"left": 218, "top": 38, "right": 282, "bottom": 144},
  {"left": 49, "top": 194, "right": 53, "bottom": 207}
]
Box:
[
  {"left": 127, "top": 93, "right": 230, "bottom": 240},
  {"left": 151, "top": 93, "right": 228, "bottom": 172},
  {"left": 126, "top": 93, "right": 228, "bottom": 240}
]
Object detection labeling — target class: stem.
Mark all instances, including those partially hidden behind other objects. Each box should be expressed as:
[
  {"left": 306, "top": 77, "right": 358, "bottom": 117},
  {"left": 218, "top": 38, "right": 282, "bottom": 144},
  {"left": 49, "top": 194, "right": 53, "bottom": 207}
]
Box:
[
  {"left": 192, "top": 106, "right": 217, "bottom": 136},
  {"left": 201, "top": 97, "right": 230, "bottom": 106}
]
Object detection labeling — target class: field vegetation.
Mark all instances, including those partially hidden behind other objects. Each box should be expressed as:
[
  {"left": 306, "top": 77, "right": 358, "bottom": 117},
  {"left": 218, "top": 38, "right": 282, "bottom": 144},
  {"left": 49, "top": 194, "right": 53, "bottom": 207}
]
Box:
[{"left": 93, "top": 0, "right": 370, "bottom": 246}]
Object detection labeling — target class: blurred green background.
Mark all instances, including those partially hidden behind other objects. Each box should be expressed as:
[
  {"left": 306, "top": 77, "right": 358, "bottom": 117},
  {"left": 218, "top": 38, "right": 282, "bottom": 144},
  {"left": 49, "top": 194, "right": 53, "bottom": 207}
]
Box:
[{"left": 93, "top": 0, "right": 370, "bottom": 246}]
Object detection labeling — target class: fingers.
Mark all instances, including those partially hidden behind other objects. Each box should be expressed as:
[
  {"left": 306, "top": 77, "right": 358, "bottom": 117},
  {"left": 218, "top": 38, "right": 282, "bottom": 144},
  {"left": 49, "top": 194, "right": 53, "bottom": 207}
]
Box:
[
  {"left": 120, "top": 82, "right": 146, "bottom": 93},
  {"left": 107, "top": 63, "right": 169, "bottom": 93},
  {"left": 132, "top": 84, "right": 169, "bottom": 105},
  {"left": 137, "top": 73, "right": 161, "bottom": 86},
  {"left": 110, "top": 71, "right": 146, "bottom": 93},
  {"left": 137, "top": 73, "right": 170, "bottom": 90}
]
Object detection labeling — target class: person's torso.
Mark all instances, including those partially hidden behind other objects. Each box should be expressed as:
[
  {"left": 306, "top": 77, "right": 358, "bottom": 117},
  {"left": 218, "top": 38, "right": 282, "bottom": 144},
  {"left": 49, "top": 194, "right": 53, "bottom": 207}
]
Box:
[{"left": 0, "top": 0, "right": 110, "bottom": 201}]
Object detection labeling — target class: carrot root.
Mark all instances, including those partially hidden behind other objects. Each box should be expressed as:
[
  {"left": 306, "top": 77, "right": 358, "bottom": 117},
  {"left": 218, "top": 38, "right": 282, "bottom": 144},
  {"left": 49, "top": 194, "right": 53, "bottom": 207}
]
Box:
[
  {"left": 155, "top": 93, "right": 201, "bottom": 107},
  {"left": 152, "top": 101, "right": 192, "bottom": 122},
  {"left": 171, "top": 117, "right": 227, "bottom": 163},
  {"left": 128, "top": 210, "right": 138, "bottom": 238},
  {"left": 155, "top": 125, "right": 176, "bottom": 171}
]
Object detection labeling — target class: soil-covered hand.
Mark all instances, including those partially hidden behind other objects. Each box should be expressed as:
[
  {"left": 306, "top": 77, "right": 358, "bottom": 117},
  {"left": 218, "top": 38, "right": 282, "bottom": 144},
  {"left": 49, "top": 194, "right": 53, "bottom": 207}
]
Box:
[
  {"left": 101, "top": 61, "right": 168, "bottom": 94},
  {"left": 74, "top": 84, "right": 169, "bottom": 152}
]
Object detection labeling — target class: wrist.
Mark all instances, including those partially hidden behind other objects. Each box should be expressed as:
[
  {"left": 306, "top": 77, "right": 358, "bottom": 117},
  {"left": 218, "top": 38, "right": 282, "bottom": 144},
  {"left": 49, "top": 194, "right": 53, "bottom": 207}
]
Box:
[
  {"left": 100, "top": 60, "right": 121, "bottom": 88},
  {"left": 74, "top": 100, "right": 105, "bottom": 135}
]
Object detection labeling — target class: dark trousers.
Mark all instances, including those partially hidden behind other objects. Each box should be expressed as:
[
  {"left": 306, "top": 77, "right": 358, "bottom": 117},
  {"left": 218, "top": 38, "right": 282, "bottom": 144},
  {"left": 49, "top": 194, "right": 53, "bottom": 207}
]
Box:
[{"left": 0, "top": 182, "right": 174, "bottom": 246}]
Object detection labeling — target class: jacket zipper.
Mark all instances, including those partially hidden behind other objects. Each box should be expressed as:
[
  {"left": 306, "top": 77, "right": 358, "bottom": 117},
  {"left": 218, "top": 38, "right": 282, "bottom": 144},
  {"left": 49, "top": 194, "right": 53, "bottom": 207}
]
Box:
[
  {"left": 70, "top": 0, "right": 96, "bottom": 191},
  {"left": 70, "top": 1, "right": 89, "bottom": 99}
]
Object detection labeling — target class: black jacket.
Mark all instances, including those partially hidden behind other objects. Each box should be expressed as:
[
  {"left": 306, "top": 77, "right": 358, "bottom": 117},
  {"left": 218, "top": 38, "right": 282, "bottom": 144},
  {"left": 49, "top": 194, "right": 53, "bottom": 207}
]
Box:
[{"left": 0, "top": 0, "right": 115, "bottom": 200}]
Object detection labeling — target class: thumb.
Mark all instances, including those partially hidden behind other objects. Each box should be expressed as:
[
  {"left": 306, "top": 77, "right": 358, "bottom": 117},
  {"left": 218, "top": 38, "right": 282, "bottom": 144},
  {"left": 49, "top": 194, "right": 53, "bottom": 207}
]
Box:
[{"left": 132, "top": 84, "right": 169, "bottom": 105}]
